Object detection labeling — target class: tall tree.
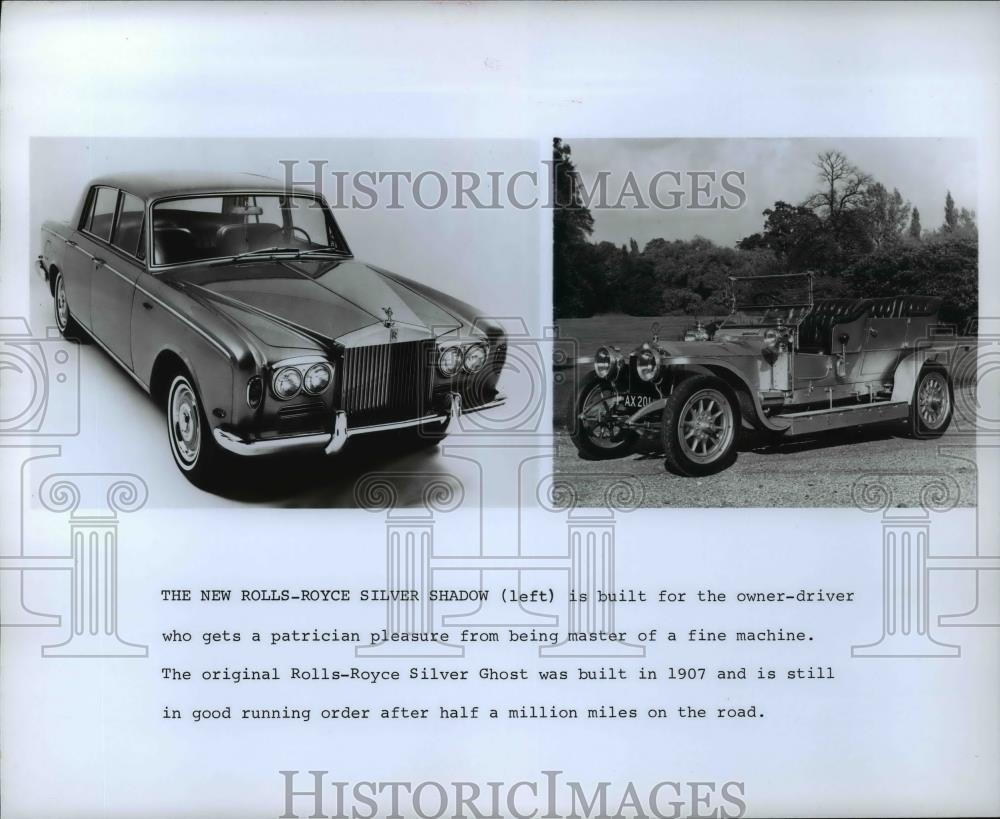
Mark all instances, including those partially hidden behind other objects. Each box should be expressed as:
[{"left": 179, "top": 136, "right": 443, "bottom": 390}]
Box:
[
  {"left": 738, "top": 201, "right": 837, "bottom": 272},
  {"left": 805, "top": 150, "right": 873, "bottom": 221},
  {"left": 908, "top": 207, "right": 922, "bottom": 240},
  {"left": 552, "top": 138, "right": 600, "bottom": 317},
  {"left": 864, "top": 183, "right": 911, "bottom": 248},
  {"left": 943, "top": 190, "right": 957, "bottom": 232}
]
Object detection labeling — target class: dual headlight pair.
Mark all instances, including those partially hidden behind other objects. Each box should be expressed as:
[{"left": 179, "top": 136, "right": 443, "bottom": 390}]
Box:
[
  {"left": 437, "top": 342, "right": 489, "bottom": 377},
  {"left": 246, "top": 362, "right": 334, "bottom": 407},
  {"left": 593, "top": 344, "right": 661, "bottom": 383},
  {"left": 273, "top": 362, "right": 333, "bottom": 399}
]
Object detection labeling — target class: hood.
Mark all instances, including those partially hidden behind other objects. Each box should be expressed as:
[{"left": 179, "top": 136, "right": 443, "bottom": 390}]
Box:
[
  {"left": 654, "top": 337, "right": 764, "bottom": 358},
  {"left": 163, "top": 258, "right": 481, "bottom": 350}
]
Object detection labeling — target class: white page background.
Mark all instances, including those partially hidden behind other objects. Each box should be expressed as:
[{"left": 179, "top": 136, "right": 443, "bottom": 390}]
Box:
[{"left": 1, "top": 3, "right": 998, "bottom": 818}]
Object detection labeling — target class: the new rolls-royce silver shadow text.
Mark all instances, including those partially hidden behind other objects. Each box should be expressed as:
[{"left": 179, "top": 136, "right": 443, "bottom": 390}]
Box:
[{"left": 40, "top": 173, "right": 506, "bottom": 490}]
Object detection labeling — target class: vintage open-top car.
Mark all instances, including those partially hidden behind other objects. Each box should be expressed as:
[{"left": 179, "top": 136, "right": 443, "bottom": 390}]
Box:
[
  {"left": 39, "top": 172, "right": 506, "bottom": 490},
  {"left": 571, "top": 273, "right": 955, "bottom": 476}
]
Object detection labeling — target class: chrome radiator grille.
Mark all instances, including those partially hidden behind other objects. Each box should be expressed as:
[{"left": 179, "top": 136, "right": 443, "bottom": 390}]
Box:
[{"left": 340, "top": 340, "right": 432, "bottom": 424}]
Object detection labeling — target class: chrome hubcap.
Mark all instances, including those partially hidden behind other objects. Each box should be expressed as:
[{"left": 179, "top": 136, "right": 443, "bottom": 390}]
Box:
[
  {"left": 918, "top": 372, "right": 950, "bottom": 429},
  {"left": 170, "top": 381, "right": 201, "bottom": 466},
  {"left": 678, "top": 389, "right": 734, "bottom": 463},
  {"left": 55, "top": 278, "right": 68, "bottom": 328},
  {"left": 580, "top": 385, "right": 625, "bottom": 448}
]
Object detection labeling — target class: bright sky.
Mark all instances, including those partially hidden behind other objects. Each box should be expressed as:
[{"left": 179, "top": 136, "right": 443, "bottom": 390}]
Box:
[{"left": 567, "top": 138, "right": 978, "bottom": 249}]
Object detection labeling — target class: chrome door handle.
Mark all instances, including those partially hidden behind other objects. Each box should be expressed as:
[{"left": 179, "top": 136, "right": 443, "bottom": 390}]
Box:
[
  {"left": 142, "top": 301, "right": 154, "bottom": 311},
  {"left": 93, "top": 257, "right": 105, "bottom": 266}
]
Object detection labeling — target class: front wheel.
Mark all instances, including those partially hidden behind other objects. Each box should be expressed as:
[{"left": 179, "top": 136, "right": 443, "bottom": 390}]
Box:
[
  {"left": 569, "top": 371, "right": 637, "bottom": 460},
  {"left": 909, "top": 367, "right": 953, "bottom": 439},
  {"left": 662, "top": 376, "right": 739, "bottom": 476},
  {"left": 166, "top": 373, "right": 227, "bottom": 490}
]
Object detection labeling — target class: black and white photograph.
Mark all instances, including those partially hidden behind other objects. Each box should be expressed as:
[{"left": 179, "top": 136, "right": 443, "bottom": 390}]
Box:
[
  {"left": 26, "top": 138, "right": 549, "bottom": 507},
  {"left": 553, "top": 138, "right": 981, "bottom": 506},
  {"left": 2, "top": 4, "right": 998, "bottom": 819}
]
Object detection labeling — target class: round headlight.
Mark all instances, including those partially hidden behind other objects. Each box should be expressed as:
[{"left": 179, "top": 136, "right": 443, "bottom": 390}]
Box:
[
  {"left": 635, "top": 347, "right": 661, "bottom": 382},
  {"left": 438, "top": 345, "right": 463, "bottom": 377},
  {"left": 463, "top": 343, "right": 489, "bottom": 373},
  {"left": 302, "top": 362, "right": 332, "bottom": 394},
  {"left": 272, "top": 366, "right": 302, "bottom": 399},
  {"left": 594, "top": 346, "right": 613, "bottom": 379}
]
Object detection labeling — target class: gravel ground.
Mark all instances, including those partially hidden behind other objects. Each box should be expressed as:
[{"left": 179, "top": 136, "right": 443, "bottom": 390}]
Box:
[{"left": 554, "top": 418, "right": 978, "bottom": 508}]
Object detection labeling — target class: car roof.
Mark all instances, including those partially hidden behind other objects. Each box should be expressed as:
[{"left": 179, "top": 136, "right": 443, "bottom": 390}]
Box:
[{"left": 86, "top": 171, "right": 316, "bottom": 201}]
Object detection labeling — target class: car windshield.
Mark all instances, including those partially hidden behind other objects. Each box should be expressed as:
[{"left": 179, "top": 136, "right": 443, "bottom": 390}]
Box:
[
  {"left": 726, "top": 273, "right": 814, "bottom": 326},
  {"left": 151, "top": 193, "right": 350, "bottom": 266}
]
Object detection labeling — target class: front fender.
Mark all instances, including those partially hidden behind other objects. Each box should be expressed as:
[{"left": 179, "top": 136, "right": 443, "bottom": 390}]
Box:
[{"left": 656, "top": 358, "right": 791, "bottom": 433}]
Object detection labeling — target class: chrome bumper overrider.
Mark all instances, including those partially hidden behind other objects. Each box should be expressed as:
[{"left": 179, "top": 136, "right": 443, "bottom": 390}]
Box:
[{"left": 212, "top": 392, "right": 505, "bottom": 457}]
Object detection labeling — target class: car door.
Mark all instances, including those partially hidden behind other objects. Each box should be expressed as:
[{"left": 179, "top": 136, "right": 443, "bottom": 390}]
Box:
[
  {"left": 61, "top": 188, "right": 104, "bottom": 330},
  {"left": 88, "top": 189, "right": 144, "bottom": 367},
  {"left": 80, "top": 188, "right": 144, "bottom": 368}
]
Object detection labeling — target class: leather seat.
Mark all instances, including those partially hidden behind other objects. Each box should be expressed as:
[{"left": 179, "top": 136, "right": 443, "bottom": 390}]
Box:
[
  {"left": 796, "top": 298, "right": 869, "bottom": 353},
  {"left": 868, "top": 295, "right": 941, "bottom": 318},
  {"left": 214, "top": 222, "right": 282, "bottom": 256},
  {"left": 152, "top": 227, "right": 196, "bottom": 265}
]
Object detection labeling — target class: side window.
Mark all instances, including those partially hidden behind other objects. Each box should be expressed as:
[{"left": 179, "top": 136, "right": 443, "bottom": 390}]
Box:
[
  {"left": 88, "top": 187, "right": 119, "bottom": 242},
  {"left": 111, "top": 192, "right": 145, "bottom": 258},
  {"left": 78, "top": 188, "right": 97, "bottom": 231}
]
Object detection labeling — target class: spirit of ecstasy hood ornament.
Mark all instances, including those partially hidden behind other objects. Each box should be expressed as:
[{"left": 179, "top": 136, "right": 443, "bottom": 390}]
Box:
[{"left": 382, "top": 307, "right": 398, "bottom": 341}]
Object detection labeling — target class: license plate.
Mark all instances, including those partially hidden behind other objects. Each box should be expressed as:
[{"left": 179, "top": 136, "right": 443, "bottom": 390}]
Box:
[{"left": 620, "top": 394, "right": 652, "bottom": 410}]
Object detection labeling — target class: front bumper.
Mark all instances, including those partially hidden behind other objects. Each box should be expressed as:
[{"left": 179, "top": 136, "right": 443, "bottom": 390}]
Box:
[{"left": 212, "top": 391, "right": 505, "bottom": 457}]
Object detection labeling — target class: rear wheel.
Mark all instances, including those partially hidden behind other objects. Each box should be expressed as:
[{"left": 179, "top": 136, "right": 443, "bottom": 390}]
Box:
[
  {"left": 52, "top": 270, "right": 85, "bottom": 340},
  {"left": 569, "top": 371, "right": 637, "bottom": 460},
  {"left": 166, "top": 373, "right": 228, "bottom": 490},
  {"left": 909, "top": 367, "right": 953, "bottom": 439},
  {"left": 662, "top": 376, "right": 738, "bottom": 476}
]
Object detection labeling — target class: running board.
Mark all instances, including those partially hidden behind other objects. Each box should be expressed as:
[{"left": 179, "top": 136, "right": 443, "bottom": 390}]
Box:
[{"left": 776, "top": 401, "right": 909, "bottom": 436}]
